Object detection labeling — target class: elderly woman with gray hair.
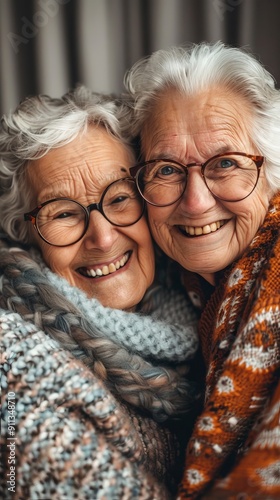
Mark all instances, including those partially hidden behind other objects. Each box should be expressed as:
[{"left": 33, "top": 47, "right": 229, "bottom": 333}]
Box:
[
  {"left": 0, "top": 87, "right": 199, "bottom": 499},
  {"left": 125, "top": 41, "right": 280, "bottom": 499}
]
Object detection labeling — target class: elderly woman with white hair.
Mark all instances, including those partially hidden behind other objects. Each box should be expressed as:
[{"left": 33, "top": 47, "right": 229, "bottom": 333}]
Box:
[
  {"left": 0, "top": 87, "right": 199, "bottom": 499},
  {"left": 125, "top": 41, "right": 280, "bottom": 499}
]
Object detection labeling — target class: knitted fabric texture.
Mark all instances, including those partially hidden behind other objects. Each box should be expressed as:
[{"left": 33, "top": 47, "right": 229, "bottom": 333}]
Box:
[
  {"left": 178, "top": 192, "right": 280, "bottom": 499},
  {"left": 0, "top": 237, "right": 199, "bottom": 499},
  {"left": 1, "top": 309, "right": 180, "bottom": 500},
  {"left": 0, "top": 239, "right": 199, "bottom": 422},
  {"left": 44, "top": 265, "right": 198, "bottom": 363}
]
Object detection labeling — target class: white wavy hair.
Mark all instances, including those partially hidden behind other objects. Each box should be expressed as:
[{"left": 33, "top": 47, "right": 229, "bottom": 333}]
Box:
[
  {"left": 0, "top": 86, "right": 134, "bottom": 243},
  {"left": 124, "top": 41, "right": 280, "bottom": 193}
]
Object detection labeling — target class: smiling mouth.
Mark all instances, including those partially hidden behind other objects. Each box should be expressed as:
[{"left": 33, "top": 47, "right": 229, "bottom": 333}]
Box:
[
  {"left": 77, "top": 251, "right": 131, "bottom": 278},
  {"left": 178, "top": 220, "right": 226, "bottom": 237}
]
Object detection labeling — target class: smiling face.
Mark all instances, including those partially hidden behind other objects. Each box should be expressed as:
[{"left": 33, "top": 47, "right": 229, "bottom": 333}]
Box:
[
  {"left": 26, "top": 125, "right": 155, "bottom": 309},
  {"left": 141, "top": 88, "right": 272, "bottom": 284}
]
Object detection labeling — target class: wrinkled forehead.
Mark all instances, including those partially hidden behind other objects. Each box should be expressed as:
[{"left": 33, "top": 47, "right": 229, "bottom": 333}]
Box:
[
  {"left": 141, "top": 87, "right": 254, "bottom": 158},
  {"left": 25, "top": 126, "right": 135, "bottom": 203}
]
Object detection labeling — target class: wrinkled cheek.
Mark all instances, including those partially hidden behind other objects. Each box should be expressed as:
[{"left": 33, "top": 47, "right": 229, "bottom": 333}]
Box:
[
  {"left": 148, "top": 217, "right": 160, "bottom": 238},
  {"left": 147, "top": 208, "right": 172, "bottom": 248},
  {"left": 42, "top": 252, "right": 73, "bottom": 283},
  {"left": 150, "top": 223, "right": 171, "bottom": 253},
  {"left": 147, "top": 208, "right": 161, "bottom": 230}
]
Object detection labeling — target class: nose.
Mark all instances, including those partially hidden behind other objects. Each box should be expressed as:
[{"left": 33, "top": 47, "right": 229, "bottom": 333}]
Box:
[
  {"left": 178, "top": 166, "right": 217, "bottom": 214},
  {"left": 83, "top": 210, "right": 119, "bottom": 251}
]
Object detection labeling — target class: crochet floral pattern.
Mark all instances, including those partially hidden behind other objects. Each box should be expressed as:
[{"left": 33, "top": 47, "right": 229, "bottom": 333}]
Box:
[{"left": 179, "top": 192, "right": 280, "bottom": 499}]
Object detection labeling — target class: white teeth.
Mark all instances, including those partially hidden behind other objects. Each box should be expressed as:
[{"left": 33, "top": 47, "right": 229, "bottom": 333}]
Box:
[
  {"left": 202, "top": 225, "right": 211, "bottom": 235},
  {"left": 210, "top": 221, "right": 220, "bottom": 231},
  {"left": 85, "top": 252, "right": 129, "bottom": 278},
  {"left": 102, "top": 266, "right": 109, "bottom": 276},
  {"left": 184, "top": 221, "right": 224, "bottom": 236},
  {"left": 109, "top": 263, "right": 116, "bottom": 273}
]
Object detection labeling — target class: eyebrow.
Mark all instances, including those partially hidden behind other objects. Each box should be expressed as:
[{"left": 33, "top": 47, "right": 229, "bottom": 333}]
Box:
[
  {"left": 150, "top": 146, "right": 237, "bottom": 163},
  {"left": 213, "top": 146, "right": 236, "bottom": 155},
  {"left": 39, "top": 190, "right": 70, "bottom": 204},
  {"left": 38, "top": 170, "right": 132, "bottom": 204}
]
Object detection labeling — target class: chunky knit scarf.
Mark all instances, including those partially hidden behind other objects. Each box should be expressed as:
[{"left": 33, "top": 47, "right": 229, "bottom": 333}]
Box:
[
  {"left": 178, "top": 192, "right": 280, "bottom": 499},
  {"left": 1, "top": 308, "right": 185, "bottom": 499},
  {"left": 0, "top": 238, "right": 199, "bottom": 423}
]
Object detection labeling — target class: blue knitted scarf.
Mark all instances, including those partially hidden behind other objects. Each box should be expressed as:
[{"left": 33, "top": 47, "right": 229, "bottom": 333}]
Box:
[{"left": 0, "top": 240, "right": 199, "bottom": 421}]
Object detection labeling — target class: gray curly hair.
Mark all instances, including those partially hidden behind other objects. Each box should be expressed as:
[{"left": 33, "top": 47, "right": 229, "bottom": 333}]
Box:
[
  {"left": 0, "top": 86, "right": 133, "bottom": 243},
  {"left": 124, "top": 41, "right": 280, "bottom": 193}
]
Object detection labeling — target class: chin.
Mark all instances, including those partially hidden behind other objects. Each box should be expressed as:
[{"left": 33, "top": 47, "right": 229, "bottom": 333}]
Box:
[
  {"left": 68, "top": 269, "right": 147, "bottom": 309},
  {"left": 81, "top": 285, "right": 137, "bottom": 310},
  {"left": 97, "top": 296, "right": 137, "bottom": 310}
]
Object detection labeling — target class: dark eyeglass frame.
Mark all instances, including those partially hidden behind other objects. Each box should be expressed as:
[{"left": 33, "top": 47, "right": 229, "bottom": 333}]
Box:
[
  {"left": 24, "top": 177, "right": 145, "bottom": 247},
  {"left": 129, "top": 152, "right": 264, "bottom": 206}
]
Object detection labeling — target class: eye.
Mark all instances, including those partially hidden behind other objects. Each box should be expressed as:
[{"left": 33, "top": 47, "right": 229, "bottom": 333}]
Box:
[
  {"left": 158, "top": 164, "right": 177, "bottom": 176},
  {"left": 105, "top": 192, "right": 137, "bottom": 210},
  {"left": 154, "top": 163, "right": 184, "bottom": 180},
  {"left": 46, "top": 208, "right": 81, "bottom": 220},
  {"left": 219, "top": 158, "right": 237, "bottom": 169},
  {"left": 111, "top": 195, "right": 128, "bottom": 204},
  {"left": 54, "top": 211, "right": 76, "bottom": 219}
]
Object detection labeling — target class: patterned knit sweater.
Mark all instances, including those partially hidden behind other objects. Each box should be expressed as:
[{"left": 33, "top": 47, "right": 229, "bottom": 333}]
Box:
[
  {"left": 178, "top": 192, "right": 280, "bottom": 499},
  {"left": 0, "top": 238, "right": 199, "bottom": 500}
]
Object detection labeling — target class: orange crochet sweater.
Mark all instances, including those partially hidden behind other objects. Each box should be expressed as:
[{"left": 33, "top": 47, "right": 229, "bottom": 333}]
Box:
[{"left": 178, "top": 192, "right": 280, "bottom": 499}]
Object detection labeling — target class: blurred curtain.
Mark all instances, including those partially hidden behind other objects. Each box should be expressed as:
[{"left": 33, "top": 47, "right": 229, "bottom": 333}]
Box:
[{"left": 1, "top": 0, "right": 280, "bottom": 116}]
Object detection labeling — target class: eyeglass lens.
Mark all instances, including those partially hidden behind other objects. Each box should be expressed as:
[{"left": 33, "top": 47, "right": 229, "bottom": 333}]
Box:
[
  {"left": 136, "top": 154, "right": 259, "bottom": 206},
  {"left": 36, "top": 178, "right": 144, "bottom": 246}
]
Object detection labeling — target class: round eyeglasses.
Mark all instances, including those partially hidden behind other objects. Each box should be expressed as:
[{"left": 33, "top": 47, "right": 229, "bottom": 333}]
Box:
[
  {"left": 24, "top": 178, "right": 145, "bottom": 247},
  {"left": 129, "top": 152, "right": 264, "bottom": 206}
]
